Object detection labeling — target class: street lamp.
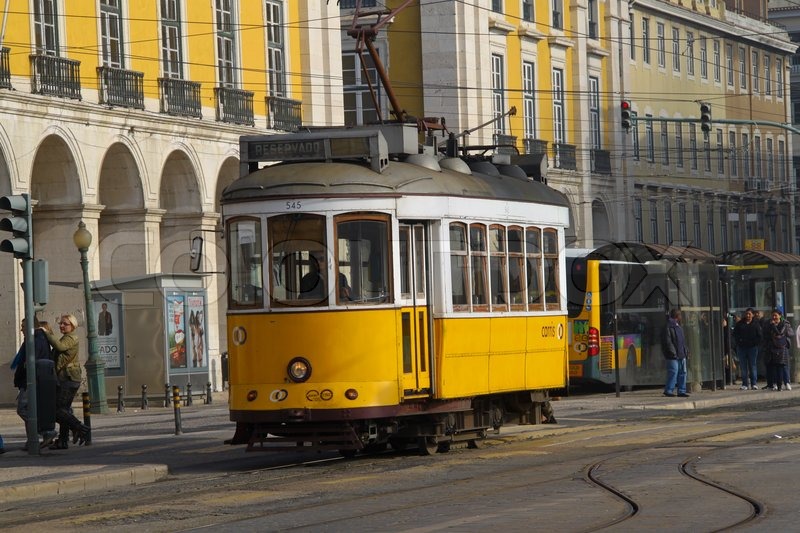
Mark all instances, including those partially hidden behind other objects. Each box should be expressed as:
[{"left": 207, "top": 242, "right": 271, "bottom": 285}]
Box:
[{"left": 73, "top": 221, "right": 108, "bottom": 414}]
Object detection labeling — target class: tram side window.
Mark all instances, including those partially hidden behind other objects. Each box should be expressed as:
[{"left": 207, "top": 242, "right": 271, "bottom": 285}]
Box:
[
  {"left": 490, "top": 225, "right": 509, "bottom": 311},
  {"left": 543, "top": 228, "right": 561, "bottom": 309},
  {"left": 508, "top": 226, "right": 526, "bottom": 311},
  {"left": 228, "top": 217, "right": 263, "bottom": 307},
  {"left": 449, "top": 223, "right": 469, "bottom": 310},
  {"left": 470, "top": 224, "right": 489, "bottom": 310},
  {"left": 335, "top": 214, "right": 391, "bottom": 304},
  {"left": 526, "top": 227, "right": 543, "bottom": 309},
  {"left": 268, "top": 214, "right": 328, "bottom": 306}
]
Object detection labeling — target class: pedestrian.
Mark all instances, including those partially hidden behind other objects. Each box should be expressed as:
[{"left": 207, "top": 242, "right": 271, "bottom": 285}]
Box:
[
  {"left": 764, "top": 308, "right": 794, "bottom": 391},
  {"left": 733, "top": 308, "right": 762, "bottom": 390},
  {"left": 754, "top": 310, "right": 773, "bottom": 389},
  {"left": 663, "top": 308, "right": 690, "bottom": 398},
  {"left": 43, "top": 314, "right": 90, "bottom": 448}
]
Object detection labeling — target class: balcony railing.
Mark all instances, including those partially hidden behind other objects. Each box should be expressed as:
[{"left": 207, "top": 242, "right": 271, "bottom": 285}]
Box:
[
  {"left": 339, "top": 0, "right": 376, "bottom": 8},
  {"left": 591, "top": 149, "right": 612, "bottom": 174},
  {"left": 493, "top": 133, "right": 518, "bottom": 155},
  {"left": 0, "top": 48, "right": 10, "bottom": 89},
  {"left": 30, "top": 54, "right": 81, "bottom": 100},
  {"left": 553, "top": 143, "right": 577, "bottom": 170},
  {"left": 524, "top": 138, "right": 548, "bottom": 156},
  {"left": 159, "top": 77, "right": 202, "bottom": 118},
  {"left": 97, "top": 66, "right": 144, "bottom": 109},
  {"left": 266, "top": 95, "right": 302, "bottom": 132},
  {"left": 215, "top": 86, "right": 254, "bottom": 126}
]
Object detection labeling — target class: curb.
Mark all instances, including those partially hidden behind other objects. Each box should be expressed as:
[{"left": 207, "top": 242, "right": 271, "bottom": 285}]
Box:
[{"left": 0, "top": 464, "right": 169, "bottom": 504}]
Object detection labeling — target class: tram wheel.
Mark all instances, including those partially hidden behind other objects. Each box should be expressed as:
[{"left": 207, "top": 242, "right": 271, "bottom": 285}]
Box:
[{"left": 418, "top": 437, "right": 439, "bottom": 456}]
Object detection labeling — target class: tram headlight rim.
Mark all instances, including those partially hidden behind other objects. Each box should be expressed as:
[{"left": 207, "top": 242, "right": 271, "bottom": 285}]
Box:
[{"left": 287, "top": 357, "right": 312, "bottom": 383}]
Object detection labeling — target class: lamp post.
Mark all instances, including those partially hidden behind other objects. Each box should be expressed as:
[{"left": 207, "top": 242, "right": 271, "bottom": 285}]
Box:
[
  {"left": 73, "top": 221, "right": 108, "bottom": 414},
  {"left": 765, "top": 205, "right": 778, "bottom": 251}
]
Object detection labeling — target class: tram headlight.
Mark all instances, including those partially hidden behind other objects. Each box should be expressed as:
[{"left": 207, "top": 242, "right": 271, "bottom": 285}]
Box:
[{"left": 287, "top": 357, "right": 312, "bottom": 383}]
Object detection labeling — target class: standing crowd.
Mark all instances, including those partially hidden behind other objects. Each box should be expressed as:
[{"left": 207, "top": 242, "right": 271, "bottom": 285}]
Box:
[
  {"left": 731, "top": 307, "right": 795, "bottom": 392},
  {"left": 0, "top": 313, "right": 90, "bottom": 454}
]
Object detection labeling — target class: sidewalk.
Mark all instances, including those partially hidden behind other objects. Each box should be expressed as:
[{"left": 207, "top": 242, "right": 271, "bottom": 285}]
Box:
[{"left": 1, "top": 385, "right": 797, "bottom": 504}]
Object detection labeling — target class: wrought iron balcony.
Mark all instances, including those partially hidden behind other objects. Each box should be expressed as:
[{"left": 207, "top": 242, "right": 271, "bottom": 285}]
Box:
[
  {"left": 591, "top": 149, "right": 612, "bottom": 174},
  {"left": 159, "top": 78, "right": 202, "bottom": 118},
  {"left": 266, "top": 95, "right": 302, "bottom": 132},
  {"left": 524, "top": 138, "right": 548, "bottom": 156},
  {"left": 97, "top": 66, "right": 144, "bottom": 109},
  {"left": 0, "top": 48, "right": 11, "bottom": 89},
  {"left": 30, "top": 54, "right": 82, "bottom": 100},
  {"left": 493, "top": 133, "right": 518, "bottom": 155},
  {"left": 339, "top": 0, "right": 376, "bottom": 8},
  {"left": 553, "top": 143, "right": 577, "bottom": 170},
  {"left": 215, "top": 86, "right": 254, "bottom": 126}
]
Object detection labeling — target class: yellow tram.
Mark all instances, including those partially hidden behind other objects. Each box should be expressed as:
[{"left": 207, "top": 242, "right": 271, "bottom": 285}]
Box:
[{"left": 222, "top": 124, "right": 569, "bottom": 455}]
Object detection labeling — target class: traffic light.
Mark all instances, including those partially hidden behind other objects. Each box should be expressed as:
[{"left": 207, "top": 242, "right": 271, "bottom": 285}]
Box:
[
  {"left": 700, "top": 102, "right": 712, "bottom": 133},
  {"left": 621, "top": 100, "right": 632, "bottom": 131},
  {"left": 0, "top": 194, "right": 32, "bottom": 259}
]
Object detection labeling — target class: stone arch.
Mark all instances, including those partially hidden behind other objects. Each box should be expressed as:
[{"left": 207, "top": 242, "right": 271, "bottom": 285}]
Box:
[
  {"left": 158, "top": 149, "right": 203, "bottom": 274},
  {"left": 592, "top": 199, "right": 612, "bottom": 246}
]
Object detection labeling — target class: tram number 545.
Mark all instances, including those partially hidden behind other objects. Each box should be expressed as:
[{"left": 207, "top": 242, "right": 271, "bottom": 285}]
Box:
[{"left": 285, "top": 200, "right": 302, "bottom": 210}]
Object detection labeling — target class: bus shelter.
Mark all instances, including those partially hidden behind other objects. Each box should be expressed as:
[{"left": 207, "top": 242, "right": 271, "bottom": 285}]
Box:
[
  {"left": 588, "top": 242, "right": 722, "bottom": 391},
  {"left": 718, "top": 250, "right": 800, "bottom": 382}
]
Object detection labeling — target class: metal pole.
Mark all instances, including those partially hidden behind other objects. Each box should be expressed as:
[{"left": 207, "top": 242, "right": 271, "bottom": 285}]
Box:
[
  {"left": 172, "top": 385, "right": 182, "bottom": 435},
  {"left": 612, "top": 280, "right": 621, "bottom": 398},
  {"left": 22, "top": 256, "right": 38, "bottom": 455},
  {"left": 708, "top": 279, "right": 717, "bottom": 391},
  {"left": 164, "top": 383, "right": 170, "bottom": 408},
  {"left": 116, "top": 385, "right": 124, "bottom": 413},
  {"left": 81, "top": 391, "right": 92, "bottom": 445}
]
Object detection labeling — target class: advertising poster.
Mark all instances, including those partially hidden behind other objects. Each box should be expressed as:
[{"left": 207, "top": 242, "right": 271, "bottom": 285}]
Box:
[
  {"left": 167, "top": 294, "right": 187, "bottom": 369},
  {"left": 186, "top": 295, "right": 207, "bottom": 369},
  {"left": 93, "top": 294, "right": 122, "bottom": 371}
]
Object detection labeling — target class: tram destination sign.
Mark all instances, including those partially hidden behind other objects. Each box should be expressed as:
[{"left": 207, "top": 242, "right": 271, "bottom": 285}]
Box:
[{"left": 247, "top": 139, "right": 326, "bottom": 161}]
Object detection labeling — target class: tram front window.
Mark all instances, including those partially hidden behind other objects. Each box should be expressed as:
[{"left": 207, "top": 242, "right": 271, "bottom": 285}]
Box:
[
  {"left": 268, "top": 214, "right": 328, "bottom": 306},
  {"left": 228, "top": 217, "right": 263, "bottom": 307},
  {"left": 335, "top": 214, "right": 391, "bottom": 304}
]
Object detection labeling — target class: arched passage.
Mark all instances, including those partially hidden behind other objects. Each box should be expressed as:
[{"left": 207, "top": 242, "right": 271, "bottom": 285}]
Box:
[
  {"left": 159, "top": 150, "right": 203, "bottom": 274},
  {"left": 592, "top": 199, "right": 612, "bottom": 247}
]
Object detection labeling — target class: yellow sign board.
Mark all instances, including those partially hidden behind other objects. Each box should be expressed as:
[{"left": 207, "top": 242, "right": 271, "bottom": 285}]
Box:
[{"left": 744, "top": 239, "right": 765, "bottom": 251}]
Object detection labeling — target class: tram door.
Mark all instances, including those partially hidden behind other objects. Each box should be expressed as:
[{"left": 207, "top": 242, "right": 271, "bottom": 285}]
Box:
[{"left": 398, "top": 223, "right": 432, "bottom": 397}]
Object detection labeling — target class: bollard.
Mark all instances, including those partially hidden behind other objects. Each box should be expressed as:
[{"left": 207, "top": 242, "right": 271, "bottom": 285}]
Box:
[
  {"left": 206, "top": 382, "right": 213, "bottom": 405},
  {"left": 141, "top": 384, "right": 148, "bottom": 410},
  {"left": 117, "top": 385, "right": 125, "bottom": 413},
  {"left": 186, "top": 382, "right": 193, "bottom": 407},
  {"left": 81, "top": 392, "right": 92, "bottom": 445},
  {"left": 164, "top": 383, "right": 170, "bottom": 408},
  {"left": 172, "top": 385, "right": 182, "bottom": 435}
]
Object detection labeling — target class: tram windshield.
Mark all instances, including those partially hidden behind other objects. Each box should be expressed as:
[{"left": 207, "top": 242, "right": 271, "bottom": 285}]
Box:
[
  {"left": 269, "top": 213, "right": 328, "bottom": 306},
  {"left": 228, "top": 217, "right": 263, "bottom": 307},
  {"left": 335, "top": 214, "right": 391, "bottom": 304}
]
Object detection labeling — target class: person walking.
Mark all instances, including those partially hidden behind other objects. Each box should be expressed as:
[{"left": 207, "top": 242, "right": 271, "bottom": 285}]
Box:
[
  {"left": 44, "top": 314, "right": 90, "bottom": 448},
  {"left": 733, "top": 308, "right": 762, "bottom": 390},
  {"left": 663, "top": 308, "right": 690, "bottom": 398},
  {"left": 764, "top": 309, "right": 794, "bottom": 391}
]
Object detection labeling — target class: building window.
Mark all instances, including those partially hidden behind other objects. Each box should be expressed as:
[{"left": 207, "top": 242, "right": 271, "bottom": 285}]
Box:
[
  {"left": 552, "top": 68, "right": 565, "bottom": 145},
  {"left": 642, "top": 18, "right": 650, "bottom": 64},
  {"left": 632, "top": 111, "right": 640, "bottom": 160},
  {"left": 707, "top": 205, "right": 715, "bottom": 252},
  {"left": 742, "top": 133, "right": 750, "bottom": 177},
  {"left": 522, "top": 0, "right": 534, "bottom": 22},
  {"left": 739, "top": 46, "right": 747, "bottom": 89},
  {"left": 751, "top": 51, "right": 759, "bottom": 93},
  {"left": 679, "top": 203, "right": 687, "bottom": 243},
  {"left": 665, "top": 201, "right": 673, "bottom": 244},
  {"left": 492, "top": 54, "right": 506, "bottom": 136},
  {"left": 589, "top": 77, "right": 600, "bottom": 150},
  {"left": 523, "top": 61, "right": 536, "bottom": 141},
  {"left": 645, "top": 115, "right": 654, "bottom": 162},
  {"left": 552, "top": 0, "right": 563, "bottom": 30},
  {"left": 764, "top": 55, "right": 771, "bottom": 96},
  {"left": 704, "top": 131, "right": 711, "bottom": 172},
  {"left": 729, "top": 131, "right": 737, "bottom": 177},
  {"left": 776, "top": 58, "right": 783, "bottom": 97},
  {"left": 754, "top": 136, "right": 761, "bottom": 179},
  {"left": 216, "top": 0, "right": 237, "bottom": 88},
  {"left": 672, "top": 28, "right": 680, "bottom": 72},
  {"left": 161, "top": 0, "right": 183, "bottom": 78},
  {"left": 661, "top": 120, "right": 669, "bottom": 165},
  {"left": 634, "top": 199, "right": 643, "bottom": 242},
  {"left": 100, "top": 0, "right": 124, "bottom": 68},
  {"left": 650, "top": 200, "right": 659, "bottom": 244},
  {"left": 343, "top": 52, "right": 379, "bottom": 126},
  {"left": 700, "top": 37, "right": 707, "bottom": 79},
  {"left": 716, "top": 129, "right": 723, "bottom": 174},
  {"left": 690, "top": 124, "right": 698, "bottom": 170},
  {"left": 713, "top": 40, "right": 721, "bottom": 82},
  {"left": 766, "top": 138, "right": 774, "bottom": 183},
  {"left": 629, "top": 19, "right": 635, "bottom": 61},
  {"left": 779, "top": 139, "right": 786, "bottom": 182},
  {"left": 265, "top": 0, "right": 286, "bottom": 97},
  {"left": 726, "top": 44, "right": 733, "bottom": 86},
  {"left": 33, "top": 0, "right": 59, "bottom": 55},
  {"left": 686, "top": 32, "right": 694, "bottom": 76},
  {"left": 588, "top": 0, "right": 598, "bottom": 39},
  {"left": 720, "top": 205, "right": 728, "bottom": 252},
  {"left": 657, "top": 23, "right": 665, "bottom": 68},
  {"left": 675, "top": 123, "right": 683, "bottom": 167},
  {"left": 492, "top": 0, "right": 502, "bottom": 13}
]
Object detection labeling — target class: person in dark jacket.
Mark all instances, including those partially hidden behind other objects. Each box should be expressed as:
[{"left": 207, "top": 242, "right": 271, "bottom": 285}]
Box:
[
  {"left": 663, "top": 308, "right": 690, "bottom": 397},
  {"left": 733, "top": 308, "right": 763, "bottom": 390},
  {"left": 764, "top": 309, "right": 794, "bottom": 391}
]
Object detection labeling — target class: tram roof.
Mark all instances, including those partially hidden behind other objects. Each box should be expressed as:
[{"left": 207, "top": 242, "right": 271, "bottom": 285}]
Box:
[
  {"left": 586, "top": 242, "right": 716, "bottom": 263},
  {"left": 718, "top": 249, "right": 800, "bottom": 266}
]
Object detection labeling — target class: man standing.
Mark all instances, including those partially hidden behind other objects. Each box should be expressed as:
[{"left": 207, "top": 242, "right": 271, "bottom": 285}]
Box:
[
  {"left": 733, "top": 308, "right": 762, "bottom": 390},
  {"left": 663, "top": 308, "right": 690, "bottom": 398}
]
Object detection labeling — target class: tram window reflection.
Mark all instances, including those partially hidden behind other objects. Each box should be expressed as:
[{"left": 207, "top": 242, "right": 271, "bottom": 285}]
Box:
[
  {"left": 335, "top": 214, "right": 391, "bottom": 304},
  {"left": 508, "top": 226, "right": 525, "bottom": 310},
  {"left": 544, "top": 229, "right": 560, "bottom": 309},
  {"left": 526, "top": 227, "right": 543, "bottom": 309},
  {"left": 268, "top": 213, "right": 328, "bottom": 306},
  {"left": 449, "top": 223, "right": 469, "bottom": 310},
  {"left": 490, "top": 225, "right": 508, "bottom": 311},
  {"left": 228, "top": 217, "right": 263, "bottom": 307},
  {"left": 470, "top": 224, "right": 489, "bottom": 310}
]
